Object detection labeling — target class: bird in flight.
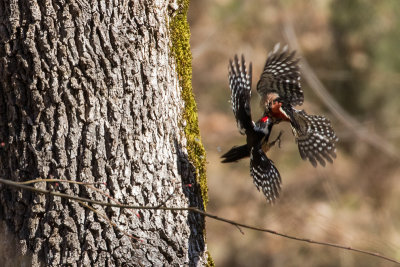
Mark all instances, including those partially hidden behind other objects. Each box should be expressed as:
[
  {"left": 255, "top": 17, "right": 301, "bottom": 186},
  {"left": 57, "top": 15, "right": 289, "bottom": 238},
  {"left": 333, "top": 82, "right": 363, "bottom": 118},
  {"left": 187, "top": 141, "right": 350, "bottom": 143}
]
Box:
[{"left": 221, "top": 44, "right": 338, "bottom": 203}]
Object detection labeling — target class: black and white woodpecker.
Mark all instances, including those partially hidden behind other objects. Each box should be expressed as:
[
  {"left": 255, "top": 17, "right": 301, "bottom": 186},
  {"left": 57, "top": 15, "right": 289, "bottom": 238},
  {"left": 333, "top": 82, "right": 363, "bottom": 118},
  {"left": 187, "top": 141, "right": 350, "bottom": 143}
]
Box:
[
  {"left": 221, "top": 55, "right": 282, "bottom": 203},
  {"left": 221, "top": 44, "right": 338, "bottom": 203}
]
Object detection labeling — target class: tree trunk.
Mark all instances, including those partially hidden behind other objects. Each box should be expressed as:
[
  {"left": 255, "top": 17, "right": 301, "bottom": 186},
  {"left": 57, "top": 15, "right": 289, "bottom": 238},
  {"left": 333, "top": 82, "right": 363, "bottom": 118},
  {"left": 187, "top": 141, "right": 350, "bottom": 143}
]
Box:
[{"left": 0, "top": 0, "right": 210, "bottom": 266}]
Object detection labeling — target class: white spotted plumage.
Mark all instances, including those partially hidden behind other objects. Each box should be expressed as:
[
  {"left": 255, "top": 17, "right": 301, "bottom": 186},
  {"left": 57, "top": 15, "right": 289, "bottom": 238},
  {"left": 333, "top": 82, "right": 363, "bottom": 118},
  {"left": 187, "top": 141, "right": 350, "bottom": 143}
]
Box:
[
  {"left": 293, "top": 110, "right": 338, "bottom": 167},
  {"left": 224, "top": 46, "right": 338, "bottom": 203},
  {"left": 227, "top": 55, "right": 282, "bottom": 203},
  {"left": 250, "top": 147, "right": 281, "bottom": 203},
  {"left": 259, "top": 43, "right": 339, "bottom": 168},
  {"left": 257, "top": 43, "right": 304, "bottom": 107},
  {"left": 228, "top": 55, "right": 253, "bottom": 135}
]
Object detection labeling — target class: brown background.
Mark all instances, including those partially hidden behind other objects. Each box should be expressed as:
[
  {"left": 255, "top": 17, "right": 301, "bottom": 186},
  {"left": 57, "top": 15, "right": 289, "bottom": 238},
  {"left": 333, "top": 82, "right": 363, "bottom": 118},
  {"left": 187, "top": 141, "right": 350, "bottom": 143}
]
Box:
[{"left": 189, "top": 0, "right": 400, "bottom": 266}]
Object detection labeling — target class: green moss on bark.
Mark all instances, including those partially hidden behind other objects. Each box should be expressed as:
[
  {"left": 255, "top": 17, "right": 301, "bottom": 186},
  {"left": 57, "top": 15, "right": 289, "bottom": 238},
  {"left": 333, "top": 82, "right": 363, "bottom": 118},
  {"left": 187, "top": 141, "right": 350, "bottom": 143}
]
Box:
[
  {"left": 169, "top": 1, "right": 208, "bottom": 209},
  {"left": 207, "top": 251, "right": 216, "bottom": 267},
  {"left": 169, "top": 2, "right": 215, "bottom": 265}
]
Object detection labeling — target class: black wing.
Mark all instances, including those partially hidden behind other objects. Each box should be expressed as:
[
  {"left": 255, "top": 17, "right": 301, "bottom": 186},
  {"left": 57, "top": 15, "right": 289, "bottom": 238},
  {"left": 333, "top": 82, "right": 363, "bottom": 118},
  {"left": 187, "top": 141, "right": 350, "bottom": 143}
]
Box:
[
  {"left": 250, "top": 146, "right": 282, "bottom": 203},
  {"left": 257, "top": 43, "right": 304, "bottom": 107},
  {"left": 229, "top": 55, "right": 253, "bottom": 135},
  {"left": 287, "top": 109, "right": 339, "bottom": 167}
]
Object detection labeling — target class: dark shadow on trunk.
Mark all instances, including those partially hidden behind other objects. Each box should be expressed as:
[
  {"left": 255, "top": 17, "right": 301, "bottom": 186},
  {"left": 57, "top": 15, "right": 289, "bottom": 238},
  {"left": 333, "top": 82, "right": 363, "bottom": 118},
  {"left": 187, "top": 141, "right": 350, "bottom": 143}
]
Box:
[{"left": 175, "top": 139, "right": 205, "bottom": 266}]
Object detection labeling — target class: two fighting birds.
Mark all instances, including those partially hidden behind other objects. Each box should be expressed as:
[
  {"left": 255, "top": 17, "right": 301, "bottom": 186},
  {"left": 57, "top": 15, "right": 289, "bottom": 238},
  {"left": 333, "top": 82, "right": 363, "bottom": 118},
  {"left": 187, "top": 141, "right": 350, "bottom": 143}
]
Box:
[{"left": 221, "top": 44, "right": 338, "bottom": 203}]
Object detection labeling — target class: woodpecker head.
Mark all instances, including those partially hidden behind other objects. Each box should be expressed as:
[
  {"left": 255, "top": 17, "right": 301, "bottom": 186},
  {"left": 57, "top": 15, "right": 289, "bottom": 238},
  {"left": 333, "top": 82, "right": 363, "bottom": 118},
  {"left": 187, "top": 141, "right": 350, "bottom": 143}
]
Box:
[
  {"left": 261, "top": 92, "right": 279, "bottom": 113},
  {"left": 255, "top": 114, "right": 272, "bottom": 135}
]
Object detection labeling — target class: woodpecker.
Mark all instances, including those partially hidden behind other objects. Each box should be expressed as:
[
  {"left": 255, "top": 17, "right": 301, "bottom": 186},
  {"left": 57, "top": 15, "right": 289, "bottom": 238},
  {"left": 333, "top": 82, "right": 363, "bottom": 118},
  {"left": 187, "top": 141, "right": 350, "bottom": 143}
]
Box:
[
  {"left": 221, "top": 44, "right": 339, "bottom": 203},
  {"left": 221, "top": 55, "right": 282, "bottom": 203},
  {"left": 257, "top": 43, "right": 338, "bottom": 167}
]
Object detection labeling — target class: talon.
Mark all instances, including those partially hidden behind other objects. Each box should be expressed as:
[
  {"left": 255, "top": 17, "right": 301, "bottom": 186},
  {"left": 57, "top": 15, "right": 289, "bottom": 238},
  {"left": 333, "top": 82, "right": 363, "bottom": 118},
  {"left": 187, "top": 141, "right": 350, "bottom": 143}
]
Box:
[
  {"left": 276, "top": 131, "right": 283, "bottom": 148},
  {"left": 269, "top": 131, "right": 283, "bottom": 148}
]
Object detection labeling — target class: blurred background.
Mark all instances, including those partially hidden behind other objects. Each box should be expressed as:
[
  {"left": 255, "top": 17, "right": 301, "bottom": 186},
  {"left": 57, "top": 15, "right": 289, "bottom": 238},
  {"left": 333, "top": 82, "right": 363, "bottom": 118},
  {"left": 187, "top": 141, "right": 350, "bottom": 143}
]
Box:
[{"left": 188, "top": 0, "right": 400, "bottom": 266}]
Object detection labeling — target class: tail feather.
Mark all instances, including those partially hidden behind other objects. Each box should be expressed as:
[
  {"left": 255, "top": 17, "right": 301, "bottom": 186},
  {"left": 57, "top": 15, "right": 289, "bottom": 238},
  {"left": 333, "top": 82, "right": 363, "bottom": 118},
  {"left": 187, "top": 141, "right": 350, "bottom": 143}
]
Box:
[{"left": 221, "top": 144, "right": 250, "bottom": 163}]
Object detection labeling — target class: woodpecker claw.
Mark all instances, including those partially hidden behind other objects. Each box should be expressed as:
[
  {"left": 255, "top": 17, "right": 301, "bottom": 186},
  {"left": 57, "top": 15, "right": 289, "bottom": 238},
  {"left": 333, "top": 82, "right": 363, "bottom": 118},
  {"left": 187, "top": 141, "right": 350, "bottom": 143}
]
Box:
[{"left": 269, "top": 131, "right": 283, "bottom": 148}]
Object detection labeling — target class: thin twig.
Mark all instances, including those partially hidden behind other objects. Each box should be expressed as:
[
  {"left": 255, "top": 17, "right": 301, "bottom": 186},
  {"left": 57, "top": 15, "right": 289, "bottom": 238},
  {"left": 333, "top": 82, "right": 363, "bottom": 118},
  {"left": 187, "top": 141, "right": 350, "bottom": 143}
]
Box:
[
  {"left": 155, "top": 187, "right": 178, "bottom": 208},
  {"left": 16, "top": 178, "right": 106, "bottom": 186},
  {"left": 234, "top": 224, "right": 245, "bottom": 235},
  {"left": 0, "top": 178, "right": 398, "bottom": 265},
  {"left": 87, "top": 184, "right": 141, "bottom": 219}
]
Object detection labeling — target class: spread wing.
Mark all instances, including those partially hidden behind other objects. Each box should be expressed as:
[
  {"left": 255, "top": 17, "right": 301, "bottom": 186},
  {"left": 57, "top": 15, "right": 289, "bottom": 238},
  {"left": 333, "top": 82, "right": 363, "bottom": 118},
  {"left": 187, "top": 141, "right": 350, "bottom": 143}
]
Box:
[
  {"left": 229, "top": 55, "right": 253, "bottom": 135},
  {"left": 288, "top": 109, "right": 339, "bottom": 167},
  {"left": 250, "top": 147, "right": 282, "bottom": 203},
  {"left": 256, "top": 43, "right": 304, "bottom": 107}
]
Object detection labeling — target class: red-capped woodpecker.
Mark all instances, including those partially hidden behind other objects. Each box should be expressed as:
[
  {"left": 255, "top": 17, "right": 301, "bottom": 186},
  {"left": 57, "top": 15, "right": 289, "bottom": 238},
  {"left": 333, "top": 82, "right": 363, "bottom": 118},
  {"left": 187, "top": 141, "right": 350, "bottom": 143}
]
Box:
[{"left": 222, "top": 44, "right": 338, "bottom": 203}]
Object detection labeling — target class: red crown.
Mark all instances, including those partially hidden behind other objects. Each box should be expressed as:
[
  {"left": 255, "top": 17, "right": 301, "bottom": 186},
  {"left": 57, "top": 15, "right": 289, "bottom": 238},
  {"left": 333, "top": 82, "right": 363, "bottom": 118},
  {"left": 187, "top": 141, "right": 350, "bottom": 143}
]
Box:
[{"left": 260, "top": 116, "right": 269, "bottom": 123}]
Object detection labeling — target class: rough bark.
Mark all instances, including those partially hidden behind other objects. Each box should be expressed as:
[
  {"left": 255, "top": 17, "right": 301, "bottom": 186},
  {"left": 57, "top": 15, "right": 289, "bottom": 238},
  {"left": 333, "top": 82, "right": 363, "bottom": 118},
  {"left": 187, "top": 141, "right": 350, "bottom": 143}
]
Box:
[{"left": 0, "top": 0, "right": 208, "bottom": 266}]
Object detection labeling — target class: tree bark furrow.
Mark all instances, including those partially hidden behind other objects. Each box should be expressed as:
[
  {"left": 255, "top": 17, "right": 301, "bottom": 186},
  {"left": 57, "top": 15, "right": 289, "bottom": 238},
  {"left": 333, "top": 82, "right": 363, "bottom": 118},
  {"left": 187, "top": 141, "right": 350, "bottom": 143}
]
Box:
[{"left": 0, "top": 0, "right": 209, "bottom": 266}]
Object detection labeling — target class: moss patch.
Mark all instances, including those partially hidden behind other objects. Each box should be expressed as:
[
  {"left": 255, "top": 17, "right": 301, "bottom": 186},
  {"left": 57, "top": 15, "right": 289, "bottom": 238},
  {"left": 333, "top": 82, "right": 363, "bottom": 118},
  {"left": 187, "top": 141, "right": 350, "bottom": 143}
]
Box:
[
  {"left": 207, "top": 251, "right": 216, "bottom": 267},
  {"left": 169, "top": 2, "right": 215, "bottom": 265},
  {"left": 169, "top": 0, "right": 208, "bottom": 209}
]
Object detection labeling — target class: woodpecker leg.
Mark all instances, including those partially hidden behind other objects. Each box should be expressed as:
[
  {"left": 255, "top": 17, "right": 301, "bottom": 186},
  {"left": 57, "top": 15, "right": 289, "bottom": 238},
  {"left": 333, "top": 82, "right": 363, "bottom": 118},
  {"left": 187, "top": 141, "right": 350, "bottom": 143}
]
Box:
[
  {"left": 269, "top": 131, "right": 283, "bottom": 148},
  {"left": 262, "top": 131, "right": 283, "bottom": 154}
]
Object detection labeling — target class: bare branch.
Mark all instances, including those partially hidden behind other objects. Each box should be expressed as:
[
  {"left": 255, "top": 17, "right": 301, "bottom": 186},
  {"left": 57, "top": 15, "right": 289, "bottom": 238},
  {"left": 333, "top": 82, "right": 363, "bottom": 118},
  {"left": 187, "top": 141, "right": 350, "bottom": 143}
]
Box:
[
  {"left": 0, "top": 178, "right": 398, "bottom": 264},
  {"left": 17, "top": 177, "right": 106, "bottom": 186},
  {"left": 155, "top": 187, "right": 178, "bottom": 208}
]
